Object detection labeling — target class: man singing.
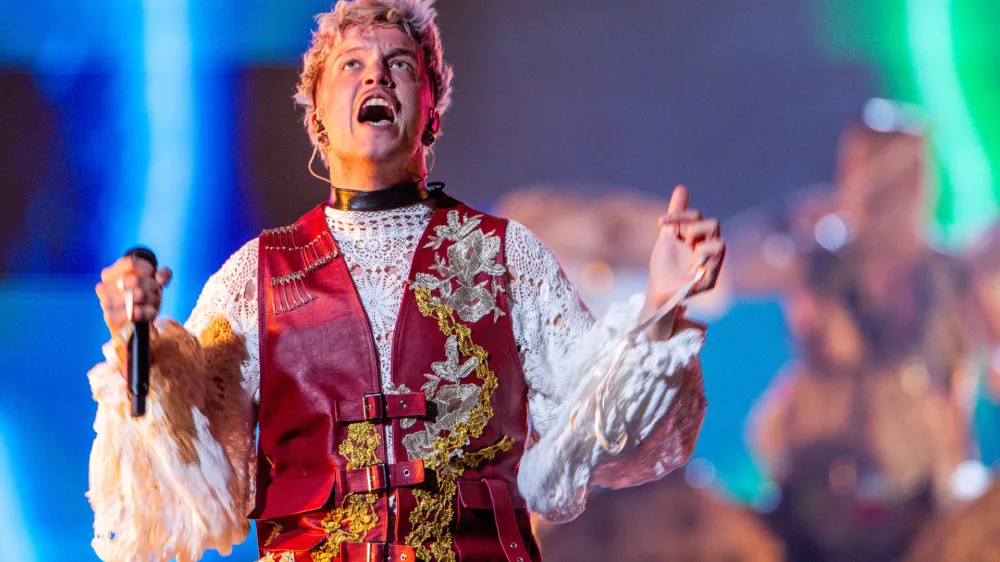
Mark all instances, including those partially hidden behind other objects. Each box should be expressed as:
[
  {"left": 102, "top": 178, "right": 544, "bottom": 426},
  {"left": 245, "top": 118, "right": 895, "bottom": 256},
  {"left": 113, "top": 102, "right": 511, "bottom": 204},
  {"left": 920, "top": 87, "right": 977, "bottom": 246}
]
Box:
[{"left": 88, "top": 1, "right": 726, "bottom": 560}]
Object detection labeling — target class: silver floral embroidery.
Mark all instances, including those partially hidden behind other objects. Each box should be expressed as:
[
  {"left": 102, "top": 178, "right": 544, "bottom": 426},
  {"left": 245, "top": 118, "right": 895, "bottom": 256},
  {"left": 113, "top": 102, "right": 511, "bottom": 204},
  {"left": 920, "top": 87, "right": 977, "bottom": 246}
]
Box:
[
  {"left": 400, "top": 335, "right": 481, "bottom": 461},
  {"left": 413, "top": 210, "right": 507, "bottom": 323}
]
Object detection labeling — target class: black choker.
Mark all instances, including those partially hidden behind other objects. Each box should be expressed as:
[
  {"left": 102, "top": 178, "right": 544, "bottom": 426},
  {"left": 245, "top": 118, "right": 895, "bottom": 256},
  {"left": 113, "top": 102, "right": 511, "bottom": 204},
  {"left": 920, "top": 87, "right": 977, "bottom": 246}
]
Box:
[{"left": 329, "top": 181, "right": 441, "bottom": 212}]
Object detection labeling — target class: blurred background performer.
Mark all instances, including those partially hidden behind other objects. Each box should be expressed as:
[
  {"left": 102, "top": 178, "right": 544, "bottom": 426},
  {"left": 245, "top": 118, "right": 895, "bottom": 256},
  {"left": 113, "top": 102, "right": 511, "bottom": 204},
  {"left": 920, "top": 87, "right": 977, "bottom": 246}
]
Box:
[
  {"left": 899, "top": 207, "right": 1000, "bottom": 562},
  {"left": 86, "top": 1, "right": 725, "bottom": 561},
  {"left": 536, "top": 470, "right": 786, "bottom": 561},
  {"left": 737, "top": 105, "right": 994, "bottom": 562}
]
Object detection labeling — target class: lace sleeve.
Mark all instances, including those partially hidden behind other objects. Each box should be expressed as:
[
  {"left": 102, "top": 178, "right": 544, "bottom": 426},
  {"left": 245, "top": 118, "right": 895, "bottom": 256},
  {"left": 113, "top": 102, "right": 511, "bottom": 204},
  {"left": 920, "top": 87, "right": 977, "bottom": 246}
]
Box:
[
  {"left": 504, "top": 220, "right": 596, "bottom": 439},
  {"left": 87, "top": 239, "right": 260, "bottom": 561},
  {"left": 184, "top": 239, "right": 261, "bottom": 402},
  {"left": 505, "top": 221, "right": 707, "bottom": 523}
]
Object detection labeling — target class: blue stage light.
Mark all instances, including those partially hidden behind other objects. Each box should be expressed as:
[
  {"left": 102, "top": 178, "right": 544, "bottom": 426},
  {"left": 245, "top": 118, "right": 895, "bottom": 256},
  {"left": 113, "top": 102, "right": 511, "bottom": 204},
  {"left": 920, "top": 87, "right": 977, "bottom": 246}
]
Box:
[
  {"left": 133, "top": 0, "right": 196, "bottom": 320},
  {"left": 0, "top": 426, "right": 35, "bottom": 560}
]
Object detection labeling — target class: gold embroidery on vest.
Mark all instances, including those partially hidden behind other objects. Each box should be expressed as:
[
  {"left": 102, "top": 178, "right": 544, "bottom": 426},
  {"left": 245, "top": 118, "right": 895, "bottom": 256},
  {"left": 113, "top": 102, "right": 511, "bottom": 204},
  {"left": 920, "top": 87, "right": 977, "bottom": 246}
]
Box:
[
  {"left": 404, "top": 286, "right": 515, "bottom": 562},
  {"left": 312, "top": 422, "right": 381, "bottom": 562},
  {"left": 262, "top": 522, "right": 282, "bottom": 547},
  {"left": 413, "top": 211, "right": 507, "bottom": 323}
]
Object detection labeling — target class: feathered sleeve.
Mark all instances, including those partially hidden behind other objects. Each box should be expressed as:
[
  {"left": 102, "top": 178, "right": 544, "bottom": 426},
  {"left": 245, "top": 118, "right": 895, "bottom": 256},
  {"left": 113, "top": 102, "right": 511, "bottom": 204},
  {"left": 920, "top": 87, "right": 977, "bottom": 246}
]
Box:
[
  {"left": 505, "top": 220, "right": 707, "bottom": 523},
  {"left": 87, "top": 239, "right": 261, "bottom": 562}
]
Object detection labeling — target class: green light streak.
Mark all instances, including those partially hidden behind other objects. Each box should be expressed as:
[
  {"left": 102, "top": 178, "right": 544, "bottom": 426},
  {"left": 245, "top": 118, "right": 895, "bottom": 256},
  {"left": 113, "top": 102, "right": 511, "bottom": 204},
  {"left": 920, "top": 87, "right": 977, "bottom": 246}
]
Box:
[{"left": 905, "top": 0, "right": 996, "bottom": 243}]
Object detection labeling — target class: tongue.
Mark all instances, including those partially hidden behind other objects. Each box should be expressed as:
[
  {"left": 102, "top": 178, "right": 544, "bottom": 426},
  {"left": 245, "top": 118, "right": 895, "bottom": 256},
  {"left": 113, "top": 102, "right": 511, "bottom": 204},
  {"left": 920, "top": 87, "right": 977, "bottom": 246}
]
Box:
[{"left": 359, "top": 105, "right": 393, "bottom": 123}]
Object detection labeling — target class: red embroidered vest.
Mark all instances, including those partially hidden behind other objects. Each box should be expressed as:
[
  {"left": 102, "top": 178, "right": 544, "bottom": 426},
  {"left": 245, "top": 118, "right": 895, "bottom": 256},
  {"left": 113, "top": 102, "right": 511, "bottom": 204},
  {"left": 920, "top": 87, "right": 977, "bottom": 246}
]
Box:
[{"left": 249, "top": 197, "right": 540, "bottom": 562}]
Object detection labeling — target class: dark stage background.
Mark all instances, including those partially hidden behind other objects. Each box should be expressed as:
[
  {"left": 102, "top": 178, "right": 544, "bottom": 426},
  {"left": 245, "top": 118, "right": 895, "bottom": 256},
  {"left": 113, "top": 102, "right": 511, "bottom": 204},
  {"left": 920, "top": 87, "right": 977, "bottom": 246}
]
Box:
[{"left": 0, "top": 1, "right": 998, "bottom": 560}]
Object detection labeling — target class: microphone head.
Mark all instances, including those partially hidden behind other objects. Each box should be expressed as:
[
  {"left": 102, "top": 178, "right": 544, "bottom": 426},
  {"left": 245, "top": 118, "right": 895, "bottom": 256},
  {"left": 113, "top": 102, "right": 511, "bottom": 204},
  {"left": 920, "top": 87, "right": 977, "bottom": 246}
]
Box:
[{"left": 124, "top": 246, "right": 159, "bottom": 270}]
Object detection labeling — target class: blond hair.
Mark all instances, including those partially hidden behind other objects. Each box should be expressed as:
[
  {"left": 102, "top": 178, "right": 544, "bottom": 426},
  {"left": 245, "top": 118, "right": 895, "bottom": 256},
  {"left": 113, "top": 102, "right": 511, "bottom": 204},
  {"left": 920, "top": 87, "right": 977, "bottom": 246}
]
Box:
[{"left": 295, "top": 0, "right": 453, "bottom": 145}]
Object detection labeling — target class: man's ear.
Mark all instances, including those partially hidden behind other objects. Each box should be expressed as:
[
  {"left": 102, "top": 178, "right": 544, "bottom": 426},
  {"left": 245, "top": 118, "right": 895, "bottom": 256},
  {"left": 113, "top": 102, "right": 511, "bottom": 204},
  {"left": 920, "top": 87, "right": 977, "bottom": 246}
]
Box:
[
  {"left": 428, "top": 108, "right": 440, "bottom": 134},
  {"left": 422, "top": 108, "right": 440, "bottom": 146}
]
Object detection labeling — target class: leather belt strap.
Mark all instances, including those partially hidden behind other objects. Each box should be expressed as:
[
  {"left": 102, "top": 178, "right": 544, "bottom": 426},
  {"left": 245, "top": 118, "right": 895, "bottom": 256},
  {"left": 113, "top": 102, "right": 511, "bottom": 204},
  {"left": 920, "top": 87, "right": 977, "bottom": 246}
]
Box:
[
  {"left": 334, "top": 392, "right": 427, "bottom": 423},
  {"left": 484, "top": 479, "right": 532, "bottom": 562},
  {"left": 340, "top": 541, "right": 416, "bottom": 562},
  {"left": 338, "top": 460, "right": 425, "bottom": 493},
  {"left": 458, "top": 480, "right": 526, "bottom": 509}
]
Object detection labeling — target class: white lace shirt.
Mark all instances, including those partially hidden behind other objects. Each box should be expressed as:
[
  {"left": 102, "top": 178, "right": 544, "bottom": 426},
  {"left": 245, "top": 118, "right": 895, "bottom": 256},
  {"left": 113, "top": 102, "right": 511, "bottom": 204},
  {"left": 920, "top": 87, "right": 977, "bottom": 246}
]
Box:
[{"left": 87, "top": 203, "right": 707, "bottom": 562}]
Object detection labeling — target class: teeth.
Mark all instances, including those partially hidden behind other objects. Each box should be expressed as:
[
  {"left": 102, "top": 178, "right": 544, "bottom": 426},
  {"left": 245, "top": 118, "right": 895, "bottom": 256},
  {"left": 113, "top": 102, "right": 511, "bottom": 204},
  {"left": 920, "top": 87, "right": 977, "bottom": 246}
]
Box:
[
  {"left": 363, "top": 98, "right": 391, "bottom": 109},
  {"left": 359, "top": 96, "right": 395, "bottom": 125}
]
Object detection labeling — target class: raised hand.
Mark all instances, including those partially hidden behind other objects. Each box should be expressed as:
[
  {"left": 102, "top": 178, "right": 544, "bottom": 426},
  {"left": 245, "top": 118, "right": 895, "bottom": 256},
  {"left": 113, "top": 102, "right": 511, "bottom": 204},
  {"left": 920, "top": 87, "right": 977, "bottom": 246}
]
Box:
[
  {"left": 95, "top": 256, "right": 173, "bottom": 341},
  {"left": 644, "top": 185, "right": 726, "bottom": 327}
]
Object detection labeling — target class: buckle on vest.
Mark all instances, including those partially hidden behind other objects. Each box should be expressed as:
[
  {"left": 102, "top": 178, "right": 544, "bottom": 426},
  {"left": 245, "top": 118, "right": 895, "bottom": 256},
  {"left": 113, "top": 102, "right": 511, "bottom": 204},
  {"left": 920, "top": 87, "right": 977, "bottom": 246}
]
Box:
[
  {"left": 341, "top": 541, "right": 416, "bottom": 562},
  {"left": 366, "top": 463, "right": 390, "bottom": 492},
  {"left": 365, "top": 542, "right": 389, "bottom": 562},
  {"left": 363, "top": 393, "right": 386, "bottom": 421}
]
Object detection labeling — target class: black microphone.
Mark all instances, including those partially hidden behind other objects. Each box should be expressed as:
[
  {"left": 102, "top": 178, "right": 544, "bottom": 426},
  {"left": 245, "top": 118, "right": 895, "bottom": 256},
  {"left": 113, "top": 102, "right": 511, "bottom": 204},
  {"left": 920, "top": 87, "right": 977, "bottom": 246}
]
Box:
[{"left": 124, "top": 246, "right": 158, "bottom": 418}]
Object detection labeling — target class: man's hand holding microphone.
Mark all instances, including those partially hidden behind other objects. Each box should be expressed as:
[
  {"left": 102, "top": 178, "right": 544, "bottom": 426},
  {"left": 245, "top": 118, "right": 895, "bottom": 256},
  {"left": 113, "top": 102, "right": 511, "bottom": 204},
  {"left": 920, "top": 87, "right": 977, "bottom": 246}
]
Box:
[{"left": 95, "top": 248, "right": 172, "bottom": 416}]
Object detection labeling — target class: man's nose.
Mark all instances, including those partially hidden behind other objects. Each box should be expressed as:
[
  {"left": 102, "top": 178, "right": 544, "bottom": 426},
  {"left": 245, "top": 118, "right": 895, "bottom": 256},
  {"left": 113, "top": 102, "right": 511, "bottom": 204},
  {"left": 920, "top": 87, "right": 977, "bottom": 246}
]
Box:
[{"left": 365, "top": 63, "right": 394, "bottom": 88}]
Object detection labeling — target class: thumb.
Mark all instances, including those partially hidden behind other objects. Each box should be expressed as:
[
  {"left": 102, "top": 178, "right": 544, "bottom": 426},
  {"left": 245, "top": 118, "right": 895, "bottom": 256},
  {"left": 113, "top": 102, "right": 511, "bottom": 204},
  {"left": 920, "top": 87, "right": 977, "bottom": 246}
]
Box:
[
  {"left": 155, "top": 267, "right": 173, "bottom": 287},
  {"left": 666, "top": 185, "right": 689, "bottom": 216}
]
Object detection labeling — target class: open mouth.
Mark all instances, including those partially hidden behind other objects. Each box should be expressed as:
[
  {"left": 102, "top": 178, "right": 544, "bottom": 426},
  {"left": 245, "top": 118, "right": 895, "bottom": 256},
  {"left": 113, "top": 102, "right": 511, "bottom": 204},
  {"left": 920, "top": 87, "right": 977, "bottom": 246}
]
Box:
[{"left": 358, "top": 96, "right": 396, "bottom": 127}]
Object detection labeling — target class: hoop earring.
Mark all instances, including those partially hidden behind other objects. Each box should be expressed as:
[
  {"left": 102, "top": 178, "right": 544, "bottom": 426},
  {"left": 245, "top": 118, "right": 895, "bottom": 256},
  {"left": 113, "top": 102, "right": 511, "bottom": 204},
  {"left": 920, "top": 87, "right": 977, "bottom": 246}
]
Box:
[
  {"left": 421, "top": 108, "right": 439, "bottom": 146},
  {"left": 316, "top": 120, "right": 329, "bottom": 146},
  {"left": 421, "top": 128, "right": 436, "bottom": 147},
  {"left": 424, "top": 145, "right": 436, "bottom": 177},
  {"left": 307, "top": 145, "right": 331, "bottom": 184}
]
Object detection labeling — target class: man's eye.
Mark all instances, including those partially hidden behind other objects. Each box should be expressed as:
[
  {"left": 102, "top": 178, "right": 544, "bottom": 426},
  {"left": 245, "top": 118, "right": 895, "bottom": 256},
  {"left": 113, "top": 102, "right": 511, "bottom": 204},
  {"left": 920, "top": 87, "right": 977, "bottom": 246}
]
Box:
[
  {"left": 390, "top": 60, "right": 412, "bottom": 71},
  {"left": 343, "top": 60, "right": 361, "bottom": 70}
]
